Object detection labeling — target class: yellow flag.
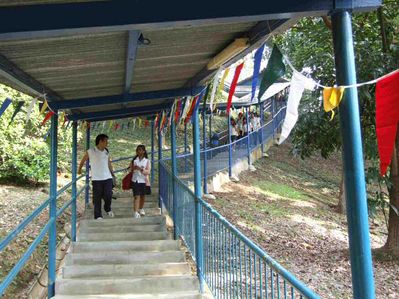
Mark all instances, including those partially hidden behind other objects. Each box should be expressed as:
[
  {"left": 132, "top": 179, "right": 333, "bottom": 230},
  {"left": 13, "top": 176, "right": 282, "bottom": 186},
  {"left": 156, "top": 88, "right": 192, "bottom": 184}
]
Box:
[
  {"left": 323, "top": 86, "right": 345, "bottom": 120},
  {"left": 138, "top": 118, "right": 142, "bottom": 128},
  {"left": 40, "top": 99, "right": 48, "bottom": 114},
  {"left": 217, "top": 68, "right": 230, "bottom": 95}
]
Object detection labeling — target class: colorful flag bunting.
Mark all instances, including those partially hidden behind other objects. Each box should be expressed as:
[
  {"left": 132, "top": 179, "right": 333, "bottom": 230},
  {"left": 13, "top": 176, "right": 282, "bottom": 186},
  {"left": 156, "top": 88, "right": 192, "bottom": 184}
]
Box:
[
  {"left": 217, "top": 68, "right": 230, "bottom": 95},
  {"left": 175, "top": 99, "right": 182, "bottom": 124},
  {"left": 279, "top": 71, "right": 316, "bottom": 144},
  {"left": 226, "top": 62, "right": 244, "bottom": 114},
  {"left": 41, "top": 111, "right": 54, "bottom": 126},
  {"left": 8, "top": 101, "right": 24, "bottom": 126},
  {"left": 258, "top": 45, "right": 286, "bottom": 100},
  {"left": 185, "top": 96, "right": 199, "bottom": 125},
  {"left": 40, "top": 99, "right": 49, "bottom": 114},
  {"left": 376, "top": 70, "right": 399, "bottom": 175},
  {"left": 26, "top": 98, "right": 37, "bottom": 122},
  {"left": 323, "top": 86, "right": 345, "bottom": 120},
  {"left": 0, "top": 98, "right": 12, "bottom": 119},
  {"left": 251, "top": 45, "right": 264, "bottom": 102},
  {"left": 209, "top": 68, "right": 222, "bottom": 112}
]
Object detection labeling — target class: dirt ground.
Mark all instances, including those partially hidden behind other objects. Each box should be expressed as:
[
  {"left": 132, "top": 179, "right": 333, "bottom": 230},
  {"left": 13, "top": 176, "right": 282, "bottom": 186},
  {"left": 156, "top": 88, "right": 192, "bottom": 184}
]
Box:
[{"left": 208, "top": 142, "right": 398, "bottom": 299}]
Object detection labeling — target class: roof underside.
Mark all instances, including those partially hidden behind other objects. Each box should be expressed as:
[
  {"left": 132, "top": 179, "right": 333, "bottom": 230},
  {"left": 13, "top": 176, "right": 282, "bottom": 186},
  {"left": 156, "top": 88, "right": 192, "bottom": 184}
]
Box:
[{"left": 0, "top": 0, "right": 381, "bottom": 121}]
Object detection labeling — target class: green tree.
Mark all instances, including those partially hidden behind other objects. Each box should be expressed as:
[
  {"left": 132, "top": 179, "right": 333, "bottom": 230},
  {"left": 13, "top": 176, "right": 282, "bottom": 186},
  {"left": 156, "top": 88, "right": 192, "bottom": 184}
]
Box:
[{"left": 276, "top": 1, "right": 399, "bottom": 255}]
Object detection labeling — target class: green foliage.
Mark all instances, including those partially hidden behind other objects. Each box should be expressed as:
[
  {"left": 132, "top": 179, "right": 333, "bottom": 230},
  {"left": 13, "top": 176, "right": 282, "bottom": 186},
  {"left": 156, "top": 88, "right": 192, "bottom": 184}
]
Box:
[{"left": 0, "top": 85, "right": 78, "bottom": 184}]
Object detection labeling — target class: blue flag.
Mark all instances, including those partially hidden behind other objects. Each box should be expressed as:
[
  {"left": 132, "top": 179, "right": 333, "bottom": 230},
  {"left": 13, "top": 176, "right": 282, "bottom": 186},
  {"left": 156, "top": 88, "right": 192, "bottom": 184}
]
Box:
[
  {"left": 251, "top": 45, "right": 264, "bottom": 102},
  {"left": 0, "top": 98, "right": 12, "bottom": 119}
]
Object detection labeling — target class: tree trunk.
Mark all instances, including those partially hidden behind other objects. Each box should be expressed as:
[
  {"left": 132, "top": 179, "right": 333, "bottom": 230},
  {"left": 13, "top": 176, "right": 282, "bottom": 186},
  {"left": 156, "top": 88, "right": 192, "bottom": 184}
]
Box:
[
  {"left": 384, "top": 130, "right": 399, "bottom": 255},
  {"left": 336, "top": 171, "right": 346, "bottom": 214}
]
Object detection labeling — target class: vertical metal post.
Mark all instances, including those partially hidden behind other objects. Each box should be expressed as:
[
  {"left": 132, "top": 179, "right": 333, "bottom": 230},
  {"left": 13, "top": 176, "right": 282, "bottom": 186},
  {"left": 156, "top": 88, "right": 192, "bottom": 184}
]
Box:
[
  {"left": 271, "top": 96, "right": 276, "bottom": 138},
  {"left": 184, "top": 123, "right": 188, "bottom": 173},
  {"left": 84, "top": 123, "right": 90, "bottom": 205},
  {"left": 48, "top": 113, "right": 58, "bottom": 298},
  {"left": 158, "top": 126, "right": 163, "bottom": 208},
  {"left": 71, "top": 121, "right": 77, "bottom": 242},
  {"left": 246, "top": 107, "right": 251, "bottom": 166},
  {"left": 331, "top": 10, "right": 375, "bottom": 299},
  {"left": 151, "top": 121, "right": 155, "bottom": 185},
  {"left": 259, "top": 99, "right": 264, "bottom": 153},
  {"left": 209, "top": 111, "right": 212, "bottom": 145},
  {"left": 192, "top": 107, "right": 204, "bottom": 292},
  {"left": 170, "top": 119, "right": 178, "bottom": 239},
  {"left": 228, "top": 112, "right": 232, "bottom": 177},
  {"left": 203, "top": 101, "right": 208, "bottom": 194}
]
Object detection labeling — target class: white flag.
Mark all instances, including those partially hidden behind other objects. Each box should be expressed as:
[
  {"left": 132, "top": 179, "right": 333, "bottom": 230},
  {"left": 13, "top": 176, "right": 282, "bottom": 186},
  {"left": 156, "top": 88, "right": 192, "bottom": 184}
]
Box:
[
  {"left": 209, "top": 68, "right": 222, "bottom": 112},
  {"left": 180, "top": 96, "right": 192, "bottom": 124},
  {"left": 279, "top": 71, "right": 316, "bottom": 144},
  {"left": 26, "top": 98, "right": 37, "bottom": 122}
]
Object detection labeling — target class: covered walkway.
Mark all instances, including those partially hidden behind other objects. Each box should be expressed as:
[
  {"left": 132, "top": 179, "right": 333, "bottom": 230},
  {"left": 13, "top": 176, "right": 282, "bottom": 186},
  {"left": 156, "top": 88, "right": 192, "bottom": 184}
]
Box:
[{"left": 0, "top": 1, "right": 381, "bottom": 298}]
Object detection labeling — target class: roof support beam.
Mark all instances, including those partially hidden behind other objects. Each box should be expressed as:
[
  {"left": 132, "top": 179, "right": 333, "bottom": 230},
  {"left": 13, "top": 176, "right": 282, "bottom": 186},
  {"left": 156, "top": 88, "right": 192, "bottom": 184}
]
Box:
[
  {"left": 0, "top": 1, "right": 381, "bottom": 41},
  {"left": 124, "top": 30, "right": 141, "bottom": 95},
  {"left": 67, "top": 102, "right": 172, "bottom": 121},
  {"left": 84, "top": 111, "right": 158, "bottom": 123},
  {"left": 49, "top": 86, "right": 204, "bottom": 110},
  {"left": 0, "top": 53, "right": 63, "bottom": 101}
]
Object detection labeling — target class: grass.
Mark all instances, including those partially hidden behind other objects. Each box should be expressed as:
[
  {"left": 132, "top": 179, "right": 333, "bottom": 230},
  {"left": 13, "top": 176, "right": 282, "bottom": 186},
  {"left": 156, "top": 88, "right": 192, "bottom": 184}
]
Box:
[{"left": 253, "top": 180, "right": 308, "bottom": 201}]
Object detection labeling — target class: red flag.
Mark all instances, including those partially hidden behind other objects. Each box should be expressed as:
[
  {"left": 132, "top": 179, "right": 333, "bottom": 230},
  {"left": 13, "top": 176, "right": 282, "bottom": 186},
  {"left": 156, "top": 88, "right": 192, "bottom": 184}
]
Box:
[
  {"left": 184, "top": 96, "right": 199, "bottom": 125},
  {"left": 144, "top": 120, "right": 149, "bottom": 128},
  {"left": 115, "top": 123, "right": 120, "bottom": 130},
  {"left": 41, "top": 111, "right": 54, "bottom": 126},
  {"left": 174, "top": 99, "right": 182, "bottom": 124},
  {"left": 226, "top": 62, "right": 244, "bottom": 114},
  {"left": 376, "top": 70, "right": 399, "bottom": 175}
]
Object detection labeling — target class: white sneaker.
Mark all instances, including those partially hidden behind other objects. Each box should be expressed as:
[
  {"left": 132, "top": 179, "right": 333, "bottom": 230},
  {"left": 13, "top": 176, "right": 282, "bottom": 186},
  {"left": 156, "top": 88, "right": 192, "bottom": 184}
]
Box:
[
  {"left": 96, "top": 217, "right": 103, "bottom": 220},
  {"left": 139, "top": 209, "right": 145, "bottom": 216},
  {"left": 134, "top": 212, "right": 141, "bottom": 218},
  {"left": 107, "top": 210, "right": 115, "bottom": 218}
]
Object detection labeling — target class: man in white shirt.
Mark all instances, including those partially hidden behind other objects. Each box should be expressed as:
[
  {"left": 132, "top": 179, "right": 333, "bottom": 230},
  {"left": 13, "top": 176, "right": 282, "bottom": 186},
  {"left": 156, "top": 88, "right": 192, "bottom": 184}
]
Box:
[{"left": 78, "top": 134, "right": 115, "bottom": 220}]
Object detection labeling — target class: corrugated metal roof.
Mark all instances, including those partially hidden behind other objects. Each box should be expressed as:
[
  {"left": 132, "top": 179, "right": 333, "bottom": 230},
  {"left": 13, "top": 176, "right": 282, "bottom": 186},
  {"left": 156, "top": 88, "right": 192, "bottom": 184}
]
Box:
[{"left": 0, "top": 0, "right": 101, "bottom": 6}]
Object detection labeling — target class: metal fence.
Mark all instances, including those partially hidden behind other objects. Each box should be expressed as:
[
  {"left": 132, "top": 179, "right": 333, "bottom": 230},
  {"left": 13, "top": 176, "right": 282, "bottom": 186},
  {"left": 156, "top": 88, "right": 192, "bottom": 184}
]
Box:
[{"left": 159, "top": 161, "right": 320, "bottom": 299}]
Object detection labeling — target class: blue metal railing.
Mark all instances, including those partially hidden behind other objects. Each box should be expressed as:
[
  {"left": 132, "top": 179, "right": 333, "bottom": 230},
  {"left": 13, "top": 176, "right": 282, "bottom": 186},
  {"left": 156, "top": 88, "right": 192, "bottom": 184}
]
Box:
[
  {"left": 159, "top": 161, "right": 319, "bottom": 299},
  {"left": 0, "top": 174, "right": 87, "bottom": 296}
]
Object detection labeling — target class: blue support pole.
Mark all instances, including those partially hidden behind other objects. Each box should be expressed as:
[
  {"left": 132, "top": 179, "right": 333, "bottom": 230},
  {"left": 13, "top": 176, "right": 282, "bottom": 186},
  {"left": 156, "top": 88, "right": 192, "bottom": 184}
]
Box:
[
  {"left": 228, "top": 112, "right": 232, "bottom": 177},
  {"left": 271, "top": 96, "right": 276, "bottom": 138},
  {"left": 48, "top": 113, "right": 58, "bottom": 298},
  {"left": 259, "top": 99, "right": 264, "bottom": 153},
  {"left": 202, "top": 103, "right": 208, "bottom": 194},
  {"left": 85, "top": 123, "right": 90, "bottom": 205},
  {"left": 71, "top": 121, "right": 77, "bottom": 242},
  {"left": 151, "top": 121, "right": 155, "bottom": 185},
  {"left": 331, "top": 10, "right": 375, "bottom": 299},
  {"left": 246, "top": 107, "right": 251, "bottom": 166},
  {"left": 192, "top": 107, "right": 204, "bottom": 292},
  {"left": 184, "top": 123, "right": 188, "bottom": 173},
  {"left": 171, "top": 119, "right": 178, "bottom": 239},
  {"left": 158, "top": 125, "right": 163, "bottom": 208}
]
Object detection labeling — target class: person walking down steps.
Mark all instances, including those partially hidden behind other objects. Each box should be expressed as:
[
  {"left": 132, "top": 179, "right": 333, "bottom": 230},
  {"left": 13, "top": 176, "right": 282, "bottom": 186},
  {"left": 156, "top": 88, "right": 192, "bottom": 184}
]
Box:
[
  {"left": 78, "top": 134, "right": 116, "bottom": 220},
  {"left": 130, "top": 144, "right": 151, "bottom": 218}
]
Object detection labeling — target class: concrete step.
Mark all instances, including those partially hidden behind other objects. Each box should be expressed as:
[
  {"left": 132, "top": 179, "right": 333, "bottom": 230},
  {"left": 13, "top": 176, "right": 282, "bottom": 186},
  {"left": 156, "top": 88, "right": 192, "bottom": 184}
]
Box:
[
  {"left": 79, "top": 224, "right": 165, "bottom": 234},
  {"left": 62, "top": 262, "right": 191, "bottom": 278},
  {"left": 55, "top": 276, "right": 199, "bottom": 295},
  {"left": 79, "top": 216, "right": 165, "bottom": 227},
  {"left": 110, "top": 200, "right": 159, "bottom": 208},
  {"left": 65, "top": 250, "right": 184, "bottom": 265},
  {"left": 85, "top": 207, "right": 161, "bottom": 218},
  {"left": 72, "top": 240, "right": 179, "bottom": 253},
  {"left": 77, "top": 231, "right": 168, "bottom": 242},
  {"left": 53, "top": 291, "right": 202, "bottom": 298}
]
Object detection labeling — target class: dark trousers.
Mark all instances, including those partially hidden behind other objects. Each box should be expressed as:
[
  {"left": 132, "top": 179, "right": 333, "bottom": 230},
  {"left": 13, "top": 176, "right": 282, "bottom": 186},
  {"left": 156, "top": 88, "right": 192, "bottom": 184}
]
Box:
[{"left": 92, "top": 178, "right": 113, "bottom": 219}]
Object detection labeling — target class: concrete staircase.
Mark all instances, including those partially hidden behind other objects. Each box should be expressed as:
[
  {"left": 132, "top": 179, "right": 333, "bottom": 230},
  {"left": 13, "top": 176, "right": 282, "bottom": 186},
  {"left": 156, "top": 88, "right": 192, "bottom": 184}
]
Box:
[{"left": 53, "top": 191, "right": 204, "bottom": 298}]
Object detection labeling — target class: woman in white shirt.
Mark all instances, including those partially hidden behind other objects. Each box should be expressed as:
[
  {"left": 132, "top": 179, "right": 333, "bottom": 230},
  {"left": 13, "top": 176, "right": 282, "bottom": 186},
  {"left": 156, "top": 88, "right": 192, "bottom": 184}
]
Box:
[{"left": 129, "top": 145, "right": 151, "bottom": 218}]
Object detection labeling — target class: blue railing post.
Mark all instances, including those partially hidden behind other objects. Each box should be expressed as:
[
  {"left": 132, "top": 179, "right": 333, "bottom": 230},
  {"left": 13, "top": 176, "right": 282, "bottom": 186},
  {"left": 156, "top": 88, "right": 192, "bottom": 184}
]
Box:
[
  {"left": 151, "top": 120, "right": 155, "bottom": 185},
  {"left": 209, "top": 110, "right": 212, "bottom": 145},
  {"left": 84, "top": 122, "right": 90, "bottom": 205},
  {"left": 192, "top": 107, "right": 204, "bottom": 292},
  {"left": 171, "top": 118, "right": 178, "bottom": 239},
  {"left": 331, "top": 9, "right": 375, "bottom": 299},
  {"left": 259, "top": 99, "right": 264, "bottom": 153},
  {"left": 184, "top": 123, "right": 188, "bottom": 173},
  {"left": 272, "top": 96, "right": 276, "bottom": 137},
  {"left": 48, "top": 113, "right": 58, "bottom": 298},
  {"left": 71, "top": 121, "right": 77, "bottom": 242},
  {"left": 158, "top": 125, "right": 163, "bottom": 208},
  {"left": 227, "top": 112, "right": 232, "bottom": 177},
  {"left": 202, "top": 100, "right": 208, "bottom": 194},
  {"left": 246, "top": 107, "right": 251, "bottom": 166}
]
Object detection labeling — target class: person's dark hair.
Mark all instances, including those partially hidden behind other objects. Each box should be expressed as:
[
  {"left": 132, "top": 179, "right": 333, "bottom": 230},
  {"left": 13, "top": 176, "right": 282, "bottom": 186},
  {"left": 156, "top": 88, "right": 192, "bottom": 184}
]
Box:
[
  {"left": 95, "top": 134, "right": 109, "bottom": 145},
  {"left": 133, "top": 144, "right": 148, "bottom": 161}
]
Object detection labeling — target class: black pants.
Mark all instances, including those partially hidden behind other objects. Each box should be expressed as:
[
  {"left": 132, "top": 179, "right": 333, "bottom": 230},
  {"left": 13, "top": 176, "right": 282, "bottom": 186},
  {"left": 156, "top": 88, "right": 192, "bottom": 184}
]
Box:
[{"left": 92, "top": 178, "right": 113, "bottom": 219}]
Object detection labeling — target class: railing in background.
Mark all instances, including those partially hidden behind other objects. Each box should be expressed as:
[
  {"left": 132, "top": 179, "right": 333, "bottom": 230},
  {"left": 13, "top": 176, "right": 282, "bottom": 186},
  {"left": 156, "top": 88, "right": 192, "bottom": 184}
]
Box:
[
  {"left": 0, "top": 174, "right": 87, "bottom": 296},
  {"left": 159, "top": 161, "right": 320, "bottom": 299}
]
